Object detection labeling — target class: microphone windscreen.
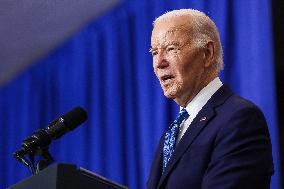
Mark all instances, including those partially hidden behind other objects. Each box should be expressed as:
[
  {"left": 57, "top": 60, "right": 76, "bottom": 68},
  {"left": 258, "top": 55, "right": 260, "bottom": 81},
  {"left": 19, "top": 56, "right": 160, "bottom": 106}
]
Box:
[{"left": 61, "top": 106, "right": 88, "bottom": 130}]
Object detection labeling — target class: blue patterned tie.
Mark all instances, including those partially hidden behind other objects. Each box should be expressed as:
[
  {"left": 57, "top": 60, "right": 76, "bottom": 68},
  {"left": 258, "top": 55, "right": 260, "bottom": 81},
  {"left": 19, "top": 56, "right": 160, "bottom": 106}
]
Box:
[{"left": 162, "top": 108, "right": 189, "bottom": 173}]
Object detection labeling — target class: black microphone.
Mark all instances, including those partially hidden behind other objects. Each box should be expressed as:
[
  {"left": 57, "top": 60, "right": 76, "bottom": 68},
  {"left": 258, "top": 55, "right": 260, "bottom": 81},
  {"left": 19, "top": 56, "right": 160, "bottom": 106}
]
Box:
[{"left": 14, "top": 106, "right": 87, "bottom": 159}]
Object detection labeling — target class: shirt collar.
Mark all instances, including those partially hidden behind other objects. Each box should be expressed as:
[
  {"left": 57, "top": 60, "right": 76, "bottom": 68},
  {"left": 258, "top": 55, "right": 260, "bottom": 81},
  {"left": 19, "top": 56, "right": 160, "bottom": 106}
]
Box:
[{"left": 180, "top": 77, "right": 223, "bottom": 118}]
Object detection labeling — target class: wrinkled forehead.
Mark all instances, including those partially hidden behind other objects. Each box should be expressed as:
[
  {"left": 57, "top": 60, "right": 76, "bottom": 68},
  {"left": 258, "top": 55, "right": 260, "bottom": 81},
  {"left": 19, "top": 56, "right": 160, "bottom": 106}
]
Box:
[{"left": 151, "top": 18, "right": 193, "bottom": 47}]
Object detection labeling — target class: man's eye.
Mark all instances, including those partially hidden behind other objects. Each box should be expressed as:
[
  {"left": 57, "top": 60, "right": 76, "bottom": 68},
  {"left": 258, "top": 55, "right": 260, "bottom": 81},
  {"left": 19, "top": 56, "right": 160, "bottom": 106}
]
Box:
[{"left": 166, "top": 46, "right": 177, "bottom": 52}]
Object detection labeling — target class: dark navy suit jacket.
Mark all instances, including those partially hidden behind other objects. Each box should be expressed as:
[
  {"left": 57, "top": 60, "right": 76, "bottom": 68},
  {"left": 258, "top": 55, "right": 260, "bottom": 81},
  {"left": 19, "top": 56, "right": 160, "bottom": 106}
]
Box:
[{"left": 147, "top": 85, "right": 274, "bottom": 189}]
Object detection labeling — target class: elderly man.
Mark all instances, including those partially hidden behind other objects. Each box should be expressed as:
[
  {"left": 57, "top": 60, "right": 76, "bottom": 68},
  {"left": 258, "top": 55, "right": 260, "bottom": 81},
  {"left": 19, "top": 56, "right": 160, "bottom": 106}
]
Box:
[{"left": 147, "top": 9, "right": 274, "bottom": 189}]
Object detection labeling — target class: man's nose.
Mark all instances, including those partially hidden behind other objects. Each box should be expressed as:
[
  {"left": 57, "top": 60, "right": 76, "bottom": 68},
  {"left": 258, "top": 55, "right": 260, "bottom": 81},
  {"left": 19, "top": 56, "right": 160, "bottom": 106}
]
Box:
[{"left": 154, "top": 51, "right": 169, "bottom": 69}]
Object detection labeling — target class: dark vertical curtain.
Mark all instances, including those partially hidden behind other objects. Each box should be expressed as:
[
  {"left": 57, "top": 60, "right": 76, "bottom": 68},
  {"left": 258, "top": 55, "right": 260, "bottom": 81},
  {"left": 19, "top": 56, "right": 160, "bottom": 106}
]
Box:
[{"left": 0, "top": 0, "right": 280, "bottom": 188}]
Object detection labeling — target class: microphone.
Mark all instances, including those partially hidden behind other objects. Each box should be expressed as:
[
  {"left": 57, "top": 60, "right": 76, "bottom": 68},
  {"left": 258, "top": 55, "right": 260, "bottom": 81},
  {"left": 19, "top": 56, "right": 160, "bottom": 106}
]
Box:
[{"left": 14, "top": 106, "right": 87, "bottom": 158}]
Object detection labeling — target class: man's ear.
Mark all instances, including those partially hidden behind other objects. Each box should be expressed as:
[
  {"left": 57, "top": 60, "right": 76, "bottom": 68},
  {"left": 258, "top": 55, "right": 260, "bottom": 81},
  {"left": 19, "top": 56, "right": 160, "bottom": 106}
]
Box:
[{"left": 204, "top": 41, "right": 215, "bottom": 67}]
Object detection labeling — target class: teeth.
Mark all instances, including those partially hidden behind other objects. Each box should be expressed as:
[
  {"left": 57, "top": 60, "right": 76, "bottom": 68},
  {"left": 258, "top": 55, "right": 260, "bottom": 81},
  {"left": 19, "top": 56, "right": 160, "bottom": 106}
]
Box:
[{"left": 162, "top": 75, "right": 172, "bottom": 81}]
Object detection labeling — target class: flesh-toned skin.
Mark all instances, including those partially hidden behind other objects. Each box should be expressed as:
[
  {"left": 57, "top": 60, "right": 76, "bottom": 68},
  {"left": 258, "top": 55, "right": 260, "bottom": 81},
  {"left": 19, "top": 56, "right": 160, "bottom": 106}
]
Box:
[{"left": 151, "top": 16, "right": 217, "bottom": 107}]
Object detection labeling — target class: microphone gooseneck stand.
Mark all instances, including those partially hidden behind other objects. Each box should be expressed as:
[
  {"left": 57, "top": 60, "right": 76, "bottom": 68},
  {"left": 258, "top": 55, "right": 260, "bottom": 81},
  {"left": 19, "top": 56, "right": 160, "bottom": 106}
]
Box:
[
  {"left": 13, "top": 106, "right": 87, "bottom": 175},
  {"left": 13, "top": 129, "right": 55, "bottom": 175}
]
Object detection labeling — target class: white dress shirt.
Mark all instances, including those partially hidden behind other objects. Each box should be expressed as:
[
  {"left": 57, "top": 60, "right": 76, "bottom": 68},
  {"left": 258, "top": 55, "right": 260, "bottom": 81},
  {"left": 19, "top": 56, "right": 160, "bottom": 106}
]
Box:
[{"left": 177, "top": 77, "right": 223, "bottom": 143}]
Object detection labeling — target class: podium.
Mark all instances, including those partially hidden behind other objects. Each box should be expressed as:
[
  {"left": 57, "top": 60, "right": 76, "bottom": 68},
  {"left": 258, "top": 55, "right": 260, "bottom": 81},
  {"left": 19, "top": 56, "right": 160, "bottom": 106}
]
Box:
[{"left": 7, "top": 163, "right": 128, "bottom": 189}]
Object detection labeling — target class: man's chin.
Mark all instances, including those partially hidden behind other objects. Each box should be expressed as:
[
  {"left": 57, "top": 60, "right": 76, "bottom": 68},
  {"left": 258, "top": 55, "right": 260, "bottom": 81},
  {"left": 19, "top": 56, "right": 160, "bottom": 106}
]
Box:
[{"left": 163, "top": 90, "right": 177, "bottom": 99}]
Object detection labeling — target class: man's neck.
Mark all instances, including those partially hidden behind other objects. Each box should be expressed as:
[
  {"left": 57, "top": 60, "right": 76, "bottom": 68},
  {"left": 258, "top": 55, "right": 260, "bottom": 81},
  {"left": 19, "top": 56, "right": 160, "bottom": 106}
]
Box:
[{"left": 175, "top": 74, "right": 218, "bottom": 107}]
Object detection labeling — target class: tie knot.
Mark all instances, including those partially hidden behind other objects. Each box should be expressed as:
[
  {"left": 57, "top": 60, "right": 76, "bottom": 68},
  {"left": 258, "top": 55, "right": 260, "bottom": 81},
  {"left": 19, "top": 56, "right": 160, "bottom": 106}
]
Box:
[{"left": 175, "top": 108, "right": 189, "bottom": 125}]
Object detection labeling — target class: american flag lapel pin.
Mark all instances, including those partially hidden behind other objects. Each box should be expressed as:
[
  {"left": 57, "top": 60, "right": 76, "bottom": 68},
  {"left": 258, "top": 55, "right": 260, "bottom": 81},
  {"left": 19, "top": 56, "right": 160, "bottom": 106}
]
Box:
[{"left": 200, "top": 117, "right": 207, "bottom": 122}]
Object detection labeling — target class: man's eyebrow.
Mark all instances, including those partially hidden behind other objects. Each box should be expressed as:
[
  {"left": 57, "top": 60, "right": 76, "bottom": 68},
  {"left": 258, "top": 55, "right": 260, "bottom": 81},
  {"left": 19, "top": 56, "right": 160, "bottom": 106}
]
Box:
[
  {"left": 162, "top": 41, "right": 181, "bottom": 47},
  {"left": 149, "top": 42, "right": 180, "bottom": 52},
  {"left": 167, "top": 41, "right": 180, "bottom": 46}
]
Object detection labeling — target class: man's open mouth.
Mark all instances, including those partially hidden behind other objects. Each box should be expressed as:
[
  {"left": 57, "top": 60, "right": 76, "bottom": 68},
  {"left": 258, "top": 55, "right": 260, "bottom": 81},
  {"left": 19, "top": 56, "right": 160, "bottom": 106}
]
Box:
[{"left": 161, "top": 75, "right": 174, "bottom": 83}]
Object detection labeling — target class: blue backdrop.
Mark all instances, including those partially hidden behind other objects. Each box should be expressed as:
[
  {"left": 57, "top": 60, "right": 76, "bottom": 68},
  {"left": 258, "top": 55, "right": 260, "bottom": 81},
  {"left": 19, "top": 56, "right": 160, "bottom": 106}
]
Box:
[{"left": 0, "top": 0, "right": 281, "bottom": 188}]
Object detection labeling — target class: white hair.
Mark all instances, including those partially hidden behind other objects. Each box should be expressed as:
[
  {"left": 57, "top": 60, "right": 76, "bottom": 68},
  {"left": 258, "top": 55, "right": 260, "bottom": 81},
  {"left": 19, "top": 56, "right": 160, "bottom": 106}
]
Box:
[{"left": 153, "top": 9, "right": 224, "bottom": 72}]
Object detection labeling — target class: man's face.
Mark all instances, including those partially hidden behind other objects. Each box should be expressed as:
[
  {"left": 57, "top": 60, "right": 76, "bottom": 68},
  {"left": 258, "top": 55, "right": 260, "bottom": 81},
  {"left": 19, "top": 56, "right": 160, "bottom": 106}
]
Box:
[{"left": 151, "top": 18, "right": 206, "bottom": 105}]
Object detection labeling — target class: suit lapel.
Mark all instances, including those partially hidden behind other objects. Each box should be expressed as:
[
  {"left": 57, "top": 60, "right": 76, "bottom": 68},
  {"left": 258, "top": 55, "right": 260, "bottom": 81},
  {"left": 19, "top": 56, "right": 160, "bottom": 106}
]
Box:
[
  {"left": 157, "top": 85, "right": 233, "bottom": 188},
  {"left": 157, "top": 107, "right": 215, "bottom": 188}
]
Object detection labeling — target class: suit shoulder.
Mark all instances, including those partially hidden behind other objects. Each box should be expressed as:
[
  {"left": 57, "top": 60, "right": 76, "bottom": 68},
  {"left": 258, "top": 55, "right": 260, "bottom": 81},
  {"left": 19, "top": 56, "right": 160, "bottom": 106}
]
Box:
[
  {"left": 221, "top": 94, "right": 264, "bottom": 115},
  {"left": 212, "top": 93, "right": 268, "bottom": 130}
]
